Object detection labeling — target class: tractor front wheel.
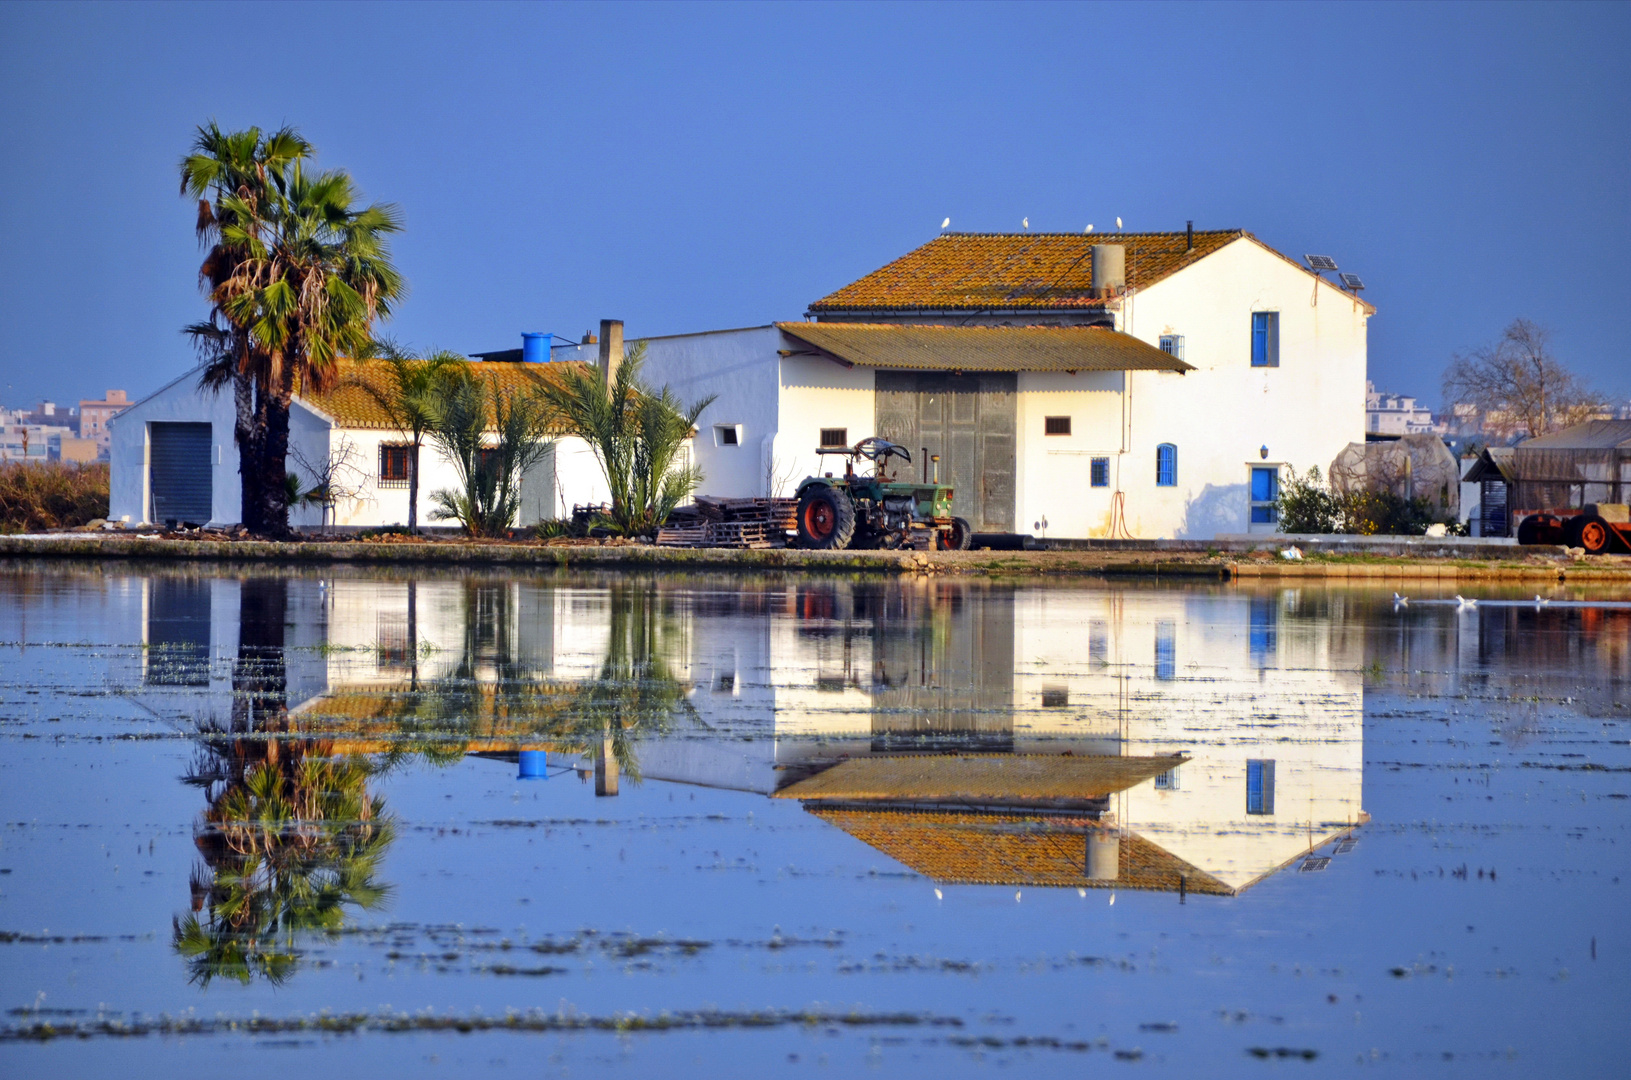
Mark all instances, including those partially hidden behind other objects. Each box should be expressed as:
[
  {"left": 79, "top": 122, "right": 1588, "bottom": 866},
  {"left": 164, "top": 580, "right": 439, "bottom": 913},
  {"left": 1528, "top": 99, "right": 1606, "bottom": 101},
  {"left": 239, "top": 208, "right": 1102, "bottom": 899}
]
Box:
[
  {"left": 797, "top": 487, "right": 857, "bottom": 550},
  {"left": 1575, "top": 515, "right": 1615, "bottom": 554},
  {"left": 939, "top": 516, "right": 973, "bottom": 551}
]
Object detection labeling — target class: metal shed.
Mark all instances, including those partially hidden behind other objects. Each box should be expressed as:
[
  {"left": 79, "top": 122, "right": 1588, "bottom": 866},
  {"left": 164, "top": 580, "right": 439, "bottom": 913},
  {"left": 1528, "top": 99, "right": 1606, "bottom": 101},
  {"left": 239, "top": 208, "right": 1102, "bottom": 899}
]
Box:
[
  {"left": 1510, "top": 421, "right": 1631, "bottom": 518},
  {"left": 1461, "top": 446, "right": 1516, "bottom": 537}
]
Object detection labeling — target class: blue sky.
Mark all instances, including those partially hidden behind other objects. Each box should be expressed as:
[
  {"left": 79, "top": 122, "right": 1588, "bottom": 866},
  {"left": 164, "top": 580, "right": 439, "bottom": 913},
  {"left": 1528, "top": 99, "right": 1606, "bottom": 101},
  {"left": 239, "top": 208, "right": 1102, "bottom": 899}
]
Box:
[{"left": 1, "top": 0, "right": 1627, "bottom": 411}]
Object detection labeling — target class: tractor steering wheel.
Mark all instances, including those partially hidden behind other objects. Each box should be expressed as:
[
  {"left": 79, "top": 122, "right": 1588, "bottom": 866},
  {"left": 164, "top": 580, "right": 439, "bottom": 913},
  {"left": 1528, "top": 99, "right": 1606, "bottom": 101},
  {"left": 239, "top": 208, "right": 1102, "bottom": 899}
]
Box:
[{"left": 854, "top": 438, "right": 912, "bottom": 466}]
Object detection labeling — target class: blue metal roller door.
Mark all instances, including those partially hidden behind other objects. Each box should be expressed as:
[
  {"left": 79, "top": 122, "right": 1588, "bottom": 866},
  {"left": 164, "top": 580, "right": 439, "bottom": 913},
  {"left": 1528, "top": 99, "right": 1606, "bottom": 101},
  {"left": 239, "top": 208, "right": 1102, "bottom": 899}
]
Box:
[{"left": 149, "top": 422, "right": 213, "bottom": 525}]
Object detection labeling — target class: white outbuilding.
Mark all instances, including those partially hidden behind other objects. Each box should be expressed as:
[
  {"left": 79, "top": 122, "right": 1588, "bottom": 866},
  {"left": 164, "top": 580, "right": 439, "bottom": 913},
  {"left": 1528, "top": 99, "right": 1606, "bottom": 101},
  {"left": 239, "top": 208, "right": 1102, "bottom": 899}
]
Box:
[
  {"left": 555, "top": 228, "right": 1372, "bottom": 540},
  {"left": 107, "top": 358, "right": 613, "bottom": 530}
]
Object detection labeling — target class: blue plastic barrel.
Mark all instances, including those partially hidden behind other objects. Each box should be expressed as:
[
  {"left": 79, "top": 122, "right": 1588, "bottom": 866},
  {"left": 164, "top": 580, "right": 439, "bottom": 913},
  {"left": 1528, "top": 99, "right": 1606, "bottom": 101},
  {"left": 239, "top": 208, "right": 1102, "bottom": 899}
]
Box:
[
  {"left": 517, "top": 750, "right": 548, "bottom": 779},
  {"left": 521, "top": 333, "right": 552, "bottom": 364}
]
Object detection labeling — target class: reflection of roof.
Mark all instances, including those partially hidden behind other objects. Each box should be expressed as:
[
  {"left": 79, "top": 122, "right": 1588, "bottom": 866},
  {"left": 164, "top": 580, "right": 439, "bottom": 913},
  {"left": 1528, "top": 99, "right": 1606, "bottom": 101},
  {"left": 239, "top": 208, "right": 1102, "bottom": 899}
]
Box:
[
  {"left": 810, "top": 807, "right": 1234, "bottom": 895},
  {"left": 300, "top": 358, "right": 589, "bottom": 432},
  {"left": 775, "top": 753, "right": 1186, "bottom": 805},
  {"left": 808, "top": 231, "right": 1247, "bottom": 313},
  {"left": 775, "top": 323, "right": 1192, "bottom": 374},
  {"left": 1518, "top": 420, "right": 1631, "bottom": 450}
]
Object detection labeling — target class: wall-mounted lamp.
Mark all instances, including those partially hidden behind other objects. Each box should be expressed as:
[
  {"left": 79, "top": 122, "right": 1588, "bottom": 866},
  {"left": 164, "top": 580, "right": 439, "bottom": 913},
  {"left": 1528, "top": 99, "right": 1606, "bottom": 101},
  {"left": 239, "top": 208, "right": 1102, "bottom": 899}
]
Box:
[{"left": 1260, "top": 445, "right": 1269, "bottom": 460}]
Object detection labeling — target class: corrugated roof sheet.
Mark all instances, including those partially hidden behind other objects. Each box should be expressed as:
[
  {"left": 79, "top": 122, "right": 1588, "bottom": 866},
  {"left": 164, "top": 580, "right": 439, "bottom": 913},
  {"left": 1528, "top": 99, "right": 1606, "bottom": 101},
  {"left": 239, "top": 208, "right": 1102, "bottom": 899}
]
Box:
[
  {"left": 302, "top": 358, "right": 589, "bottom": 432},
  {"left": 774, "top": 753, "right": 1186, "bottom": 803},
  {"left": 808, "top": 230, "right": 1246, "bottom": 312},
  {"left": 809, "top": 807, "right": 1234, "bottom": 894},
  {"left": 1518, "top": 420, "right": 1631, "bottom": 450},
  {"left": 775, "top": 322, "right": 1192, "bottom": 373},
  {"left": 1462, "top": 446, "right": 1517, "bottom": 484}
]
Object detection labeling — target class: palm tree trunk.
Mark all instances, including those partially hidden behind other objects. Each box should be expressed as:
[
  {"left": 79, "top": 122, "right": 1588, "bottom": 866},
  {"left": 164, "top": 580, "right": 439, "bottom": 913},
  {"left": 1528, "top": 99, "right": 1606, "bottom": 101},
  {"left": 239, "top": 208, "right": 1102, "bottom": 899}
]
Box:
[
  {"left": 407, "top": 438, "right": 419, "bottom": 532},
  {"left": 256, "top": 371, "right": 295, "bottom": 539},
  {"left": 233, "top": 368, "right": 263, "bottom": 533}
]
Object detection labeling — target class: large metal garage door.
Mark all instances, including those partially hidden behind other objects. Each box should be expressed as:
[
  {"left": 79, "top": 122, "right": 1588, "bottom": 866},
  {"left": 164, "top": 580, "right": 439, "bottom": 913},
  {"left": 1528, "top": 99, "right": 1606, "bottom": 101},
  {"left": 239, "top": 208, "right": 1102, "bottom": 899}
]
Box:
[
  {"left": 149, "top": 422, "right": 213, "bottom": 526},
  {"left": 875, "top": 372, "right": 1016, "bottom": 532}
]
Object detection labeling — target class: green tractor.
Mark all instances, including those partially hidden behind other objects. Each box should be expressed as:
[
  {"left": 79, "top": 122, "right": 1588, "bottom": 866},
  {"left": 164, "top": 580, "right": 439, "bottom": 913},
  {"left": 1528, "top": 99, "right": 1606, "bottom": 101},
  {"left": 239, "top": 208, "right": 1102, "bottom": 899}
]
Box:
[{"left": 794, "top": 437, "right": 973, "bottom": 551}]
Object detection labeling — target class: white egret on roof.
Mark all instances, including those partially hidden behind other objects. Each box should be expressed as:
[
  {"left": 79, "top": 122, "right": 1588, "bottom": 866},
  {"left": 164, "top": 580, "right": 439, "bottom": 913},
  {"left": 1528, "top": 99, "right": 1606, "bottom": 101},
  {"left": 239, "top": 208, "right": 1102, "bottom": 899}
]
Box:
[
  {"left": 1116, "top": 216, "right": 1123, "bottom": 230},
  {"left": 941, "top": 217, "right": 950, "bottom": 230},
  {"left": 1022, "top": 217, "right": 1029, "bottom": 230},
  {"left": 1085, "top": 224, "right": 1093, "bottom": 233}
]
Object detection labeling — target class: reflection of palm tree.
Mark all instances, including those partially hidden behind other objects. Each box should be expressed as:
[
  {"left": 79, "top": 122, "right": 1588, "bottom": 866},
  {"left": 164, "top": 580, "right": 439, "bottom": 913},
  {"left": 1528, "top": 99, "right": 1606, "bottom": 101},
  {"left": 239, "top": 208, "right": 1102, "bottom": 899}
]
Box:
[{"left": 174, "top": 579, "right": 394, "bottom": 986}]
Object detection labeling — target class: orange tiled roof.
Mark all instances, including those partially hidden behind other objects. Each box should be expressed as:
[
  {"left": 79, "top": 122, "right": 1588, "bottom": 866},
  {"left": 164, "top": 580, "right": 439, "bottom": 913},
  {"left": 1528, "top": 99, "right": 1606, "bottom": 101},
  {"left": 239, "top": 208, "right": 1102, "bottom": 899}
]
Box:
[
  {"left": 810, "top": 807, "right": 1234, "bottom": 895},
  {"left": 775, "top": 322, "right": 1192, "bottom": 373},
  {"left": 808, "top": 230, "right": 1247, "bottom": 313},
  {"left": 301, "top": 358, "right": 590, "bottom": 432},
  {"left": 774, "top": 753, "right": 1186, "bottom": 804}
]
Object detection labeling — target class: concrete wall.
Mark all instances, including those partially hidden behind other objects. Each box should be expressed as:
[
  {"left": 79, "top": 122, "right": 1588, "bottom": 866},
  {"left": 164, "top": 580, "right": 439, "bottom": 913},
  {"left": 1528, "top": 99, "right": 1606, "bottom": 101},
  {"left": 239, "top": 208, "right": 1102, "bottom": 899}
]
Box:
[{"left": 108, "top": 372, "right": 242, "bottom": 526}]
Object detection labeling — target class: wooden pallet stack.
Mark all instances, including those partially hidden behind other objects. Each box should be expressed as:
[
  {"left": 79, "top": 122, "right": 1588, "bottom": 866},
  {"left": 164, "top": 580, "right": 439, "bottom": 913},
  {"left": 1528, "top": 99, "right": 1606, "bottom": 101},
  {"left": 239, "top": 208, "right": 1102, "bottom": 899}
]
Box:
[{"left": 656, "top": 497, "right": 798, "bottom": 549}]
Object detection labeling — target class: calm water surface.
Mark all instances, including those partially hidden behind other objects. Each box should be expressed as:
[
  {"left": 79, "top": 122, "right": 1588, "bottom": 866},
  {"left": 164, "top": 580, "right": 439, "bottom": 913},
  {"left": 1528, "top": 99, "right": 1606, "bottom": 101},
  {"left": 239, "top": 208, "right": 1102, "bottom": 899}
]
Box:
[{"left": 0, "top": 565, "right": 1626, "bottom": 1076}]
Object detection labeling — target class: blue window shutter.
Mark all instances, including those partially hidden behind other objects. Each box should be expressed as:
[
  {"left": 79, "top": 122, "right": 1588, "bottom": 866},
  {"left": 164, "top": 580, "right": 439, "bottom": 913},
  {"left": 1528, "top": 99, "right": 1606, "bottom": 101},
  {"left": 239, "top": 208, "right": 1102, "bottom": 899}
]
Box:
[
  {"left": 1251, "top": 313, "right": 1267, "bottom": 366},
  {"left": 1268, "top": 313, "right": 1279, "bottom": 367},
  {"left": 1090, "top": 457, "right": 1109, "bottom": 487},
  {"left": 1247, "top": 759, "right": 1276, "bottom": 814},
  {"left": 1156, "top": 444, "right": 1177, "bottom": 486}
]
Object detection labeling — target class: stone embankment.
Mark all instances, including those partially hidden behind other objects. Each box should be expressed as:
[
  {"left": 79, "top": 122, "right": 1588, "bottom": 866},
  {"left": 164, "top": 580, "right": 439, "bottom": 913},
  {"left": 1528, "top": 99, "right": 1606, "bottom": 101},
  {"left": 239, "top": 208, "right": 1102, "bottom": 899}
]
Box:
[{"left": 1, "top": 533, "right": 1628, "bottom": 582}]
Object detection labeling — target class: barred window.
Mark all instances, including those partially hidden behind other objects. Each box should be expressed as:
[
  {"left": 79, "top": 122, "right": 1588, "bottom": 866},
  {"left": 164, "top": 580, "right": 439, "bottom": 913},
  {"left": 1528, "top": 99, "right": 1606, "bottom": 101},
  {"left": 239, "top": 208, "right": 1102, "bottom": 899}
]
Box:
[
  {"left": 1156, "top": 443, "right": 1177, "bottom": 487},
  {"left": 820, "top": 427, "right": 848, "bottom": 448},
  {"left": 1044, "top": 416, "right": 1071, "bottom": 436},
  {"left": 1090, "top": 457, "right": 1109, "bottom": 487},
  {"left": 379, "top": 444, "right": 413, "bottom": 487}
]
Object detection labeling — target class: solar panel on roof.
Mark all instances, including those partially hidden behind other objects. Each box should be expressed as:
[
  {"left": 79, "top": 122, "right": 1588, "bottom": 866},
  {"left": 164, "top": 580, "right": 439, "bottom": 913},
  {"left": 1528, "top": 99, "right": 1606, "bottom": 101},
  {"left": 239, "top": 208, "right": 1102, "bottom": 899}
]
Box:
[
  {"left": 1339, "top": 273, "right": 1366, "bottom": 290},
  {"left": 1305, "top": 255, "right": 1338, "bottom": 272}
]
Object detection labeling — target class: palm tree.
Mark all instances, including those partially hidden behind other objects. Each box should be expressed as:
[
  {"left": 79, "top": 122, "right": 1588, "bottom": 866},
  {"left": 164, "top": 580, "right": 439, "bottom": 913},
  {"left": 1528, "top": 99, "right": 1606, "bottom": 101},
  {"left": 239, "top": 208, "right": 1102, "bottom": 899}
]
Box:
[
  {"left": 531, "top": 342, "right": 714, "bottom": 536},
  {"left": 216, "top": 161, "right": 406, "bottom": 536},
  {"left": 354, "top": 344, "right": 465, "bottom": 531},
  {"left": 424, "top": 369, "right": 555, "bottom": 537},
  {"left": 180, "top": 123, "right": 312, "bottom": 534}
]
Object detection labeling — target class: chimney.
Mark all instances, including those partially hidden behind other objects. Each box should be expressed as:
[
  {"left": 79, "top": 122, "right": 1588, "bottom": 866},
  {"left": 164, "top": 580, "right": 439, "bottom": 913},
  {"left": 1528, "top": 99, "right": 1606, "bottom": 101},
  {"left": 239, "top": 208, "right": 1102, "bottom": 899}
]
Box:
[
  {"left": 598, "top": 319, "right": 624, "bottom": 384},
  {"left": 1090, "top": 245, "right": 1125, "bottom": 298},
  {"left": 1186, "top": 220, "right": 1194, "bottom": 253}
]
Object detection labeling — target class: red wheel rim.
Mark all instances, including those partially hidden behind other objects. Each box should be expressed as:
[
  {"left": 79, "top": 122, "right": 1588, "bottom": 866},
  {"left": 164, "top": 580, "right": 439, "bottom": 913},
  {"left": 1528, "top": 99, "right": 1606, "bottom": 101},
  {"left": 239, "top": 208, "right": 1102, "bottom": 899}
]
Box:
[
  {"left": 1581, "top": 521, "right": 1608, "bottom": 551},
  {"left": 804, "top": 501, "right": 834, "bottom": 539}
]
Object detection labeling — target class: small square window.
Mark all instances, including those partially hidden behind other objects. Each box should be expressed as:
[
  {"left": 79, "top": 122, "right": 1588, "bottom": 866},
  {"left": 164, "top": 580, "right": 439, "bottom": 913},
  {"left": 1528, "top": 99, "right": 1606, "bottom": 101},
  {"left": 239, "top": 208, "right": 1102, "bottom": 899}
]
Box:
[
  {"left": 1154, "top": 767, "right": 1179, "bottom": 791},
  {"left": 1041, "top": 686, "right": 1069, "bottom": 708},
  {"left": 379, "top": 444, "right": 413, "bottom": 487},
  {"left": 819, "top": 427, "right": 848, "bottom": 448},
  {"left": 1159, "top": 334, "right": 1184, "bottom": 360},
  {"left": 714, "top": 424, "right": 740, "bottom": 447},
  {"left": 1044, "top": 416, "right": 1072, "bottom": 436},
  {"left": 1090, "top": 457, "right": 1109, "bottom": 487}
]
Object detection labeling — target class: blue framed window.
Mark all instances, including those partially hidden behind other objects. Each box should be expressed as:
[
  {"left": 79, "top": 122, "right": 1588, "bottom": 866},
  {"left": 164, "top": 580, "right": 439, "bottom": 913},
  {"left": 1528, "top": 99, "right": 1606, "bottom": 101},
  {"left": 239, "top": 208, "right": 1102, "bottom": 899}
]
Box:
[
  {"left": 1156, "top": 443, "right": 1177, "bottom": 487},
  {"left": 1090, "top": 457, "right": 1109, "bottom": 487},
  {"left": 1246, "top": 759, "right": 1276, "bottom": 814},
  {"left": 1250, "top": 466, "right": 1280, "bottom": 523},
  {"left": 1154, "top": 620, "right": 1175, "bottom": 680},
  {"left": 1249, "top": 595, "right": 1277, "bottom": 665},
  {"left": 1159, "top": 334, "right": 1184, "bottom": 361},
  {"left": 1251, "top": 312, "right": 1279, "bottom": 367}
]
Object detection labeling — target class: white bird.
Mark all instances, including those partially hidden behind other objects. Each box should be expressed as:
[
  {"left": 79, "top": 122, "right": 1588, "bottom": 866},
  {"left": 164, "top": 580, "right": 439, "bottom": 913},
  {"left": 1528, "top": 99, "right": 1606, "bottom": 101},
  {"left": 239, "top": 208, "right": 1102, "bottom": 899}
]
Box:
[
  {"left": 1116, "top": 216, "right": 1123, "bottom": 230},
  {"left": 1109, "top": 892, "right": 1116, "bottom": 905},
  {"left": 1022, "top": 217, "right": 1029, "bottom": 230},
  {"left": 1534, "top": 595, "right": 1549, "bottom": 606},
  {"left": 1077, "top": 887, "right": 1087, "bottom": 897},
  {"left": 1015, "top": 890, "right": 1022, "bottom": 902},
  {"left": 1455, "top": 594, "right": 1478, "bottom": 610},
  {"left": 934, "top": 887, "right": 943, "bottom": 900},
  {"left": 1085, "top": 224, "right": 1094, "bottom": 233},
  {"left": 1392, "top": 592, "right": 1408, "bottom": 607},
  {"left": 941, "top": 218, "right": 950, "bottom": 230}
]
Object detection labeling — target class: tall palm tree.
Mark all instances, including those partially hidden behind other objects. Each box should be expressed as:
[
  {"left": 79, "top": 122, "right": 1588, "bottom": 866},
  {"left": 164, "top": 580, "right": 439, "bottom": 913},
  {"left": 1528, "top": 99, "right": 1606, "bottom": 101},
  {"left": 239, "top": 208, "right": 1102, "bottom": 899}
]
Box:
[
  {"left": 354, "top": 344, "right": 466, "bottom": 531},
  {"left": 180, "top": 123, "right": 311, "bottom": 533},
  {"left": 222, "top": 163, "right": 406, "bottom": 535}
]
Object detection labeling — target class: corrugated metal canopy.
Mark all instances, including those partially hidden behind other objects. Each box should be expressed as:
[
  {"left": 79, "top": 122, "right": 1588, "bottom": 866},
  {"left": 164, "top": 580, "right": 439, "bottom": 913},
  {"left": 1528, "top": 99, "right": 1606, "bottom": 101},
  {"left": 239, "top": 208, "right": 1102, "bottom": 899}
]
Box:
[
  {"left": 775, "top": 322, "right": 1193, "bottom": 373},
  {"left": 1518, "top": 420, "right": 1631, "bottom": 450},
  {"left": 1462, "top": 446, "right": 1516, "bottom": 484},
  {"left": 773, "top": 753, "right": 1186, "bottom": 804}
]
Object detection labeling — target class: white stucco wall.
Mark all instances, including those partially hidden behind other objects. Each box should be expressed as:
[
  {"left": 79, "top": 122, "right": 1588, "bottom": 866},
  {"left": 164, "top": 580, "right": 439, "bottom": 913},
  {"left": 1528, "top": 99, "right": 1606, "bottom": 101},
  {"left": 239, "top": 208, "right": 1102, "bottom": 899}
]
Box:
[
  {"left": 1021, "top": 236, "right": 1368, "bottom": 540},
  {"left": 109, "top": 367, "right": 612, "bottom": 528}
]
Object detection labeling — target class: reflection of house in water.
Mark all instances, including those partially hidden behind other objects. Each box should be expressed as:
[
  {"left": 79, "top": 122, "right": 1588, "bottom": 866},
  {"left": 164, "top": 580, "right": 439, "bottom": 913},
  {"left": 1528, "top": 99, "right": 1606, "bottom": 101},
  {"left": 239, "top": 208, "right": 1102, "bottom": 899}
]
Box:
[{"left": 643, "top": 581, "right": 1367, "bottom": 895}]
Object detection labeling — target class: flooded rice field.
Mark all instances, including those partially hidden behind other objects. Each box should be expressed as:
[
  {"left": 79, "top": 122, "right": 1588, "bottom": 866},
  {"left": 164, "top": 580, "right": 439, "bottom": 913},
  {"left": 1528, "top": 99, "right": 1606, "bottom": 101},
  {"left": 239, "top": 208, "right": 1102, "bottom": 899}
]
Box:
[{"left": 0, "top": 564, "right": 1626, "bottom": 1076}]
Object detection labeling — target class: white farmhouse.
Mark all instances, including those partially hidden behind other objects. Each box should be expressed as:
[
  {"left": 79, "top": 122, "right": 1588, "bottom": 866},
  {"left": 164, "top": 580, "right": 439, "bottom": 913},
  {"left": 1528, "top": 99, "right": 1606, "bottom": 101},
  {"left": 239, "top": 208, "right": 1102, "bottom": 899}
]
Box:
[
  {"left": 108, "top": 357, "right": 612, "bottom": 529},
  {"left": 558, "top": 229, "right": 1372, "bottom": 539}
]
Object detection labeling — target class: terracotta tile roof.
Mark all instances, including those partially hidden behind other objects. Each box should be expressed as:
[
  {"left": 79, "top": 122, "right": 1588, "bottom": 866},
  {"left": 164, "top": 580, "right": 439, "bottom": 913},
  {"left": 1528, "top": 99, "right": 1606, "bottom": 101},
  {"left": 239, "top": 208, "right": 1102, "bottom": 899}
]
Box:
[
  {"left": 809, "top": 807, "right": 1235, "bottom": 895},
  {"left": 775, "top": 322, "right": 1192, "bottom": 373},
  {"left": 808, "top": 230, "right": 1247, "bottom": 313},
  {"left": 300, "top": 358, "right": 591, "bottom": 433},
  {"left": 774, "top": 753, "right": 1187, "bottom": 805}
]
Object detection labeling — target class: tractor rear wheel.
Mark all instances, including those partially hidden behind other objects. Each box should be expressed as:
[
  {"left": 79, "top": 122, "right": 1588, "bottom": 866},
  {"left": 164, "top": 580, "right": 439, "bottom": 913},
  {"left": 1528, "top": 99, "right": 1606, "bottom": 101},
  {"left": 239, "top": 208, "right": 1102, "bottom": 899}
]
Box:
[
  {"left": 1516, "top": 515, "right": 1543, "bottom": 546},
  {"left": 1575, "top": 515, "right": 1615, "bottom": 554},
  {"left": 939, "top": 516, "right": 973, "bottom": 551},
  {"left": 797, "top": 486, "right": 856, "bottom": 550}
]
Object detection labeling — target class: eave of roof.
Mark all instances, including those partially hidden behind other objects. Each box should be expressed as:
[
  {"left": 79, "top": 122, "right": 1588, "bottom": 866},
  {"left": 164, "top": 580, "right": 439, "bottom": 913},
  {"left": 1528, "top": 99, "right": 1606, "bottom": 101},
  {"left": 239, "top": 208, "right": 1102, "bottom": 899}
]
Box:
[
  {"left": 775, "top": 322, "right": 1193, "bottom": 374},
  {"left": 1517, "top": 420, "right": 1631, "bottom": 451},
  {"left": 774, "top": 753, "right": 1188, "bottom": 804}
]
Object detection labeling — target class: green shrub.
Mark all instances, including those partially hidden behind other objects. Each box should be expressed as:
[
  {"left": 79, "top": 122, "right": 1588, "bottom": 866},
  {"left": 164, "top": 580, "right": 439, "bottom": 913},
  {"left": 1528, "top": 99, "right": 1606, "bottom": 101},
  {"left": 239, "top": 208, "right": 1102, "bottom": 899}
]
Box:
[
  {"left": 1276, "top": 464, "right": 1438, "bottom": 536},
  {"left": 0, "top": 462, "right": 110, "bottom": 533}
]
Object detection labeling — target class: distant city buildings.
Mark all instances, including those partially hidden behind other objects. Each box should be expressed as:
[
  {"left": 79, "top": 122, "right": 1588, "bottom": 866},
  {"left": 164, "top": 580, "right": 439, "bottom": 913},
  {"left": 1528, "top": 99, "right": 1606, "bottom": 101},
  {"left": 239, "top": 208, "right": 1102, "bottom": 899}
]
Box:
[
  {"left": 1365, "top": 380, "right": 1443, "bottom": 436},
  {"left": 77, "top": 389, "right": 129, "bottom": 457},
  {"left": 0, "top": 391, "right": 125, "bottom": 463}
]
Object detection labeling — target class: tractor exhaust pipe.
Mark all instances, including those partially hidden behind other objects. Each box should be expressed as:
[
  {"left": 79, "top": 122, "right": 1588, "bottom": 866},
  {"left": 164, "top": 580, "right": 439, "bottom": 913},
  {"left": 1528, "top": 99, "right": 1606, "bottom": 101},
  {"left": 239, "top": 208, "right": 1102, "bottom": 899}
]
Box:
[
  {"left": 921, "top": 448, "right": 928, "bottom": 483},
  {"left": 931, "top": 455, "right": 940, "bottom": 484}
]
